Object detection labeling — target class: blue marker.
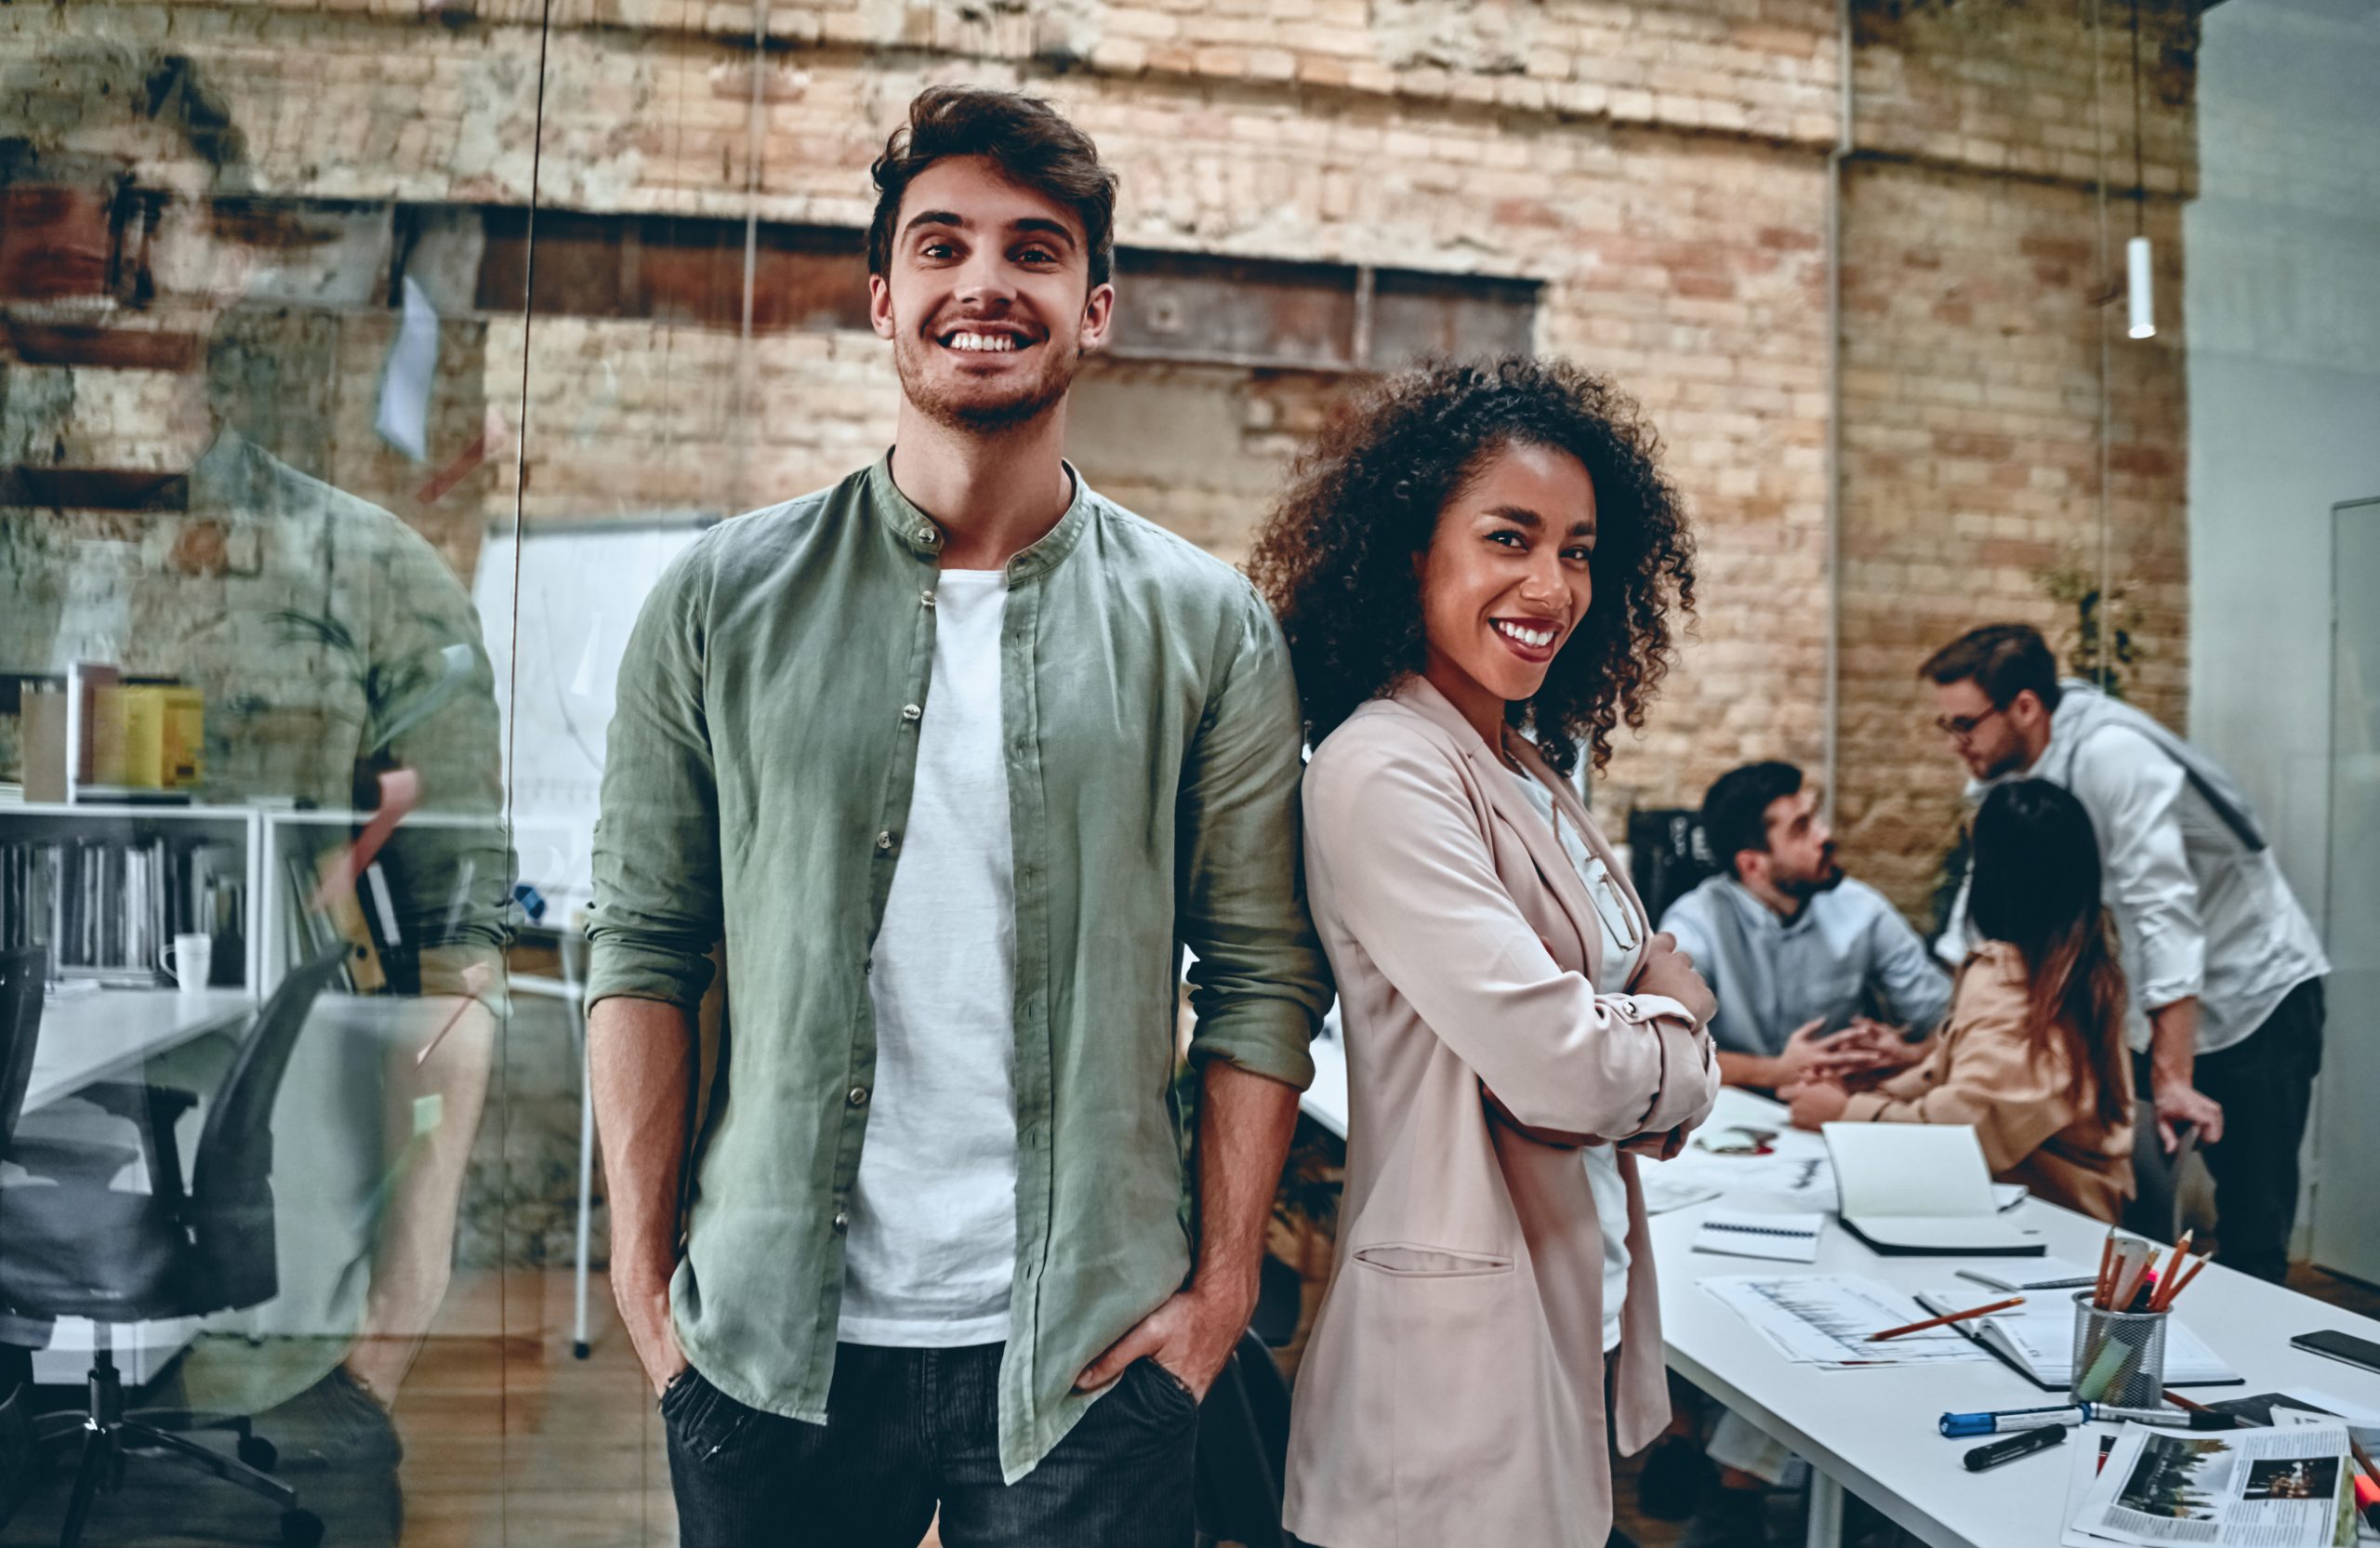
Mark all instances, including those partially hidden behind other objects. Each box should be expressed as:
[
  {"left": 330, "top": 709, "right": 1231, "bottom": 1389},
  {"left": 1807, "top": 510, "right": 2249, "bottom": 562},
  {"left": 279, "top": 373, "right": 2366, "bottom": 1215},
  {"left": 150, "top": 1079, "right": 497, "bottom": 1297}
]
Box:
[{"left": 1939, "top": 1403, "right": 2235, "bottom": 1437}]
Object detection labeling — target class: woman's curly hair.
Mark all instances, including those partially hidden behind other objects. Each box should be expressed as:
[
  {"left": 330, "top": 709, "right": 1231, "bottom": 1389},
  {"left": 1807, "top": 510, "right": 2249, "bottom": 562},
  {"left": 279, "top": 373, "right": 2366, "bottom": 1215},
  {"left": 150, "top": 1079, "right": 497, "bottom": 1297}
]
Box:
[{"left": 1248, "top": 356, "right": 1698, "bottom": 776}]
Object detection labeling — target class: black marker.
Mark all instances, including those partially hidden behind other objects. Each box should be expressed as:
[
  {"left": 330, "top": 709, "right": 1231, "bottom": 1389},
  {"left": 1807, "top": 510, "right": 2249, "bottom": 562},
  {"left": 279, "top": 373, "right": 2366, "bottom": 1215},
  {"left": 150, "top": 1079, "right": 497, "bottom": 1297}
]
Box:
[{"left": 1963, "top": 1423, "right": 2067, "bottom": 1472}]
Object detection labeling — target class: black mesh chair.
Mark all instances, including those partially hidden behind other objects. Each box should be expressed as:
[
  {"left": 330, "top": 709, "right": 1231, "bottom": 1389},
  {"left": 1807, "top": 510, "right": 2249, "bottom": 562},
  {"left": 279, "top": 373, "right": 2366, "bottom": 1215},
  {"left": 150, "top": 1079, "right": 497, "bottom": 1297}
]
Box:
[
  {"left": 0, "top": 946, "right": 50, "bottom": 1523},
  {"left": 0, "top": 948, "right": 347, "bottom": 1548}
]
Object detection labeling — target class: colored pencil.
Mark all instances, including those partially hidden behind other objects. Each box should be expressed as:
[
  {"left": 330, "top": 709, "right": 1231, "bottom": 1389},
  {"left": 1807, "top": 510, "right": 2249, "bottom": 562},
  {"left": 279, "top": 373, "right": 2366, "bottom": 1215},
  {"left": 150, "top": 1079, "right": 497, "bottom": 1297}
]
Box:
[
  {"left": 2148, "top": 1231, "right": 2194, "bottom": 1312},
  {"left": 2162, "top": 1250, "right": 2214, "bottom": 1307},
  {"left": 1868, "top": 1296, "right": 2026, "bottom": 1343}
]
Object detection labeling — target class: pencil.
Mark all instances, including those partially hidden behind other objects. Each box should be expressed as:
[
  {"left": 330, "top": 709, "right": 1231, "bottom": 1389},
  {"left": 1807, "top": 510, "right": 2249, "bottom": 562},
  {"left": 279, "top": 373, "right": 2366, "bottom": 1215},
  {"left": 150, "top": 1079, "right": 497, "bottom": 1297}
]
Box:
[
  {"left": 1868, "top": 1296, "right": 2025, "bottom": 1343},
  {"left": 2094, "top": 1233, "right": 2118, "bottom": 1309},
  {"left": 2162, "top": 1250, "right": 2214, "bottom": 1306},
  {"left": 2148, "top": 1231, "right": 2194, "bottom": 1313},
  {"left": 2351, "top": 1439, "right": 2380, "bottom": 1490}
]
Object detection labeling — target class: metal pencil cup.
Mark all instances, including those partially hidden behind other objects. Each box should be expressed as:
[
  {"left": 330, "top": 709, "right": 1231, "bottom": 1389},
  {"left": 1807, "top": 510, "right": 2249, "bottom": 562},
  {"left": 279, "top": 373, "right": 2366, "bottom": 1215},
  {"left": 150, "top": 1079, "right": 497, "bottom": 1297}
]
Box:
[{"left": 2071, "top": 1291, "right": 2168, "bottom": 1407}]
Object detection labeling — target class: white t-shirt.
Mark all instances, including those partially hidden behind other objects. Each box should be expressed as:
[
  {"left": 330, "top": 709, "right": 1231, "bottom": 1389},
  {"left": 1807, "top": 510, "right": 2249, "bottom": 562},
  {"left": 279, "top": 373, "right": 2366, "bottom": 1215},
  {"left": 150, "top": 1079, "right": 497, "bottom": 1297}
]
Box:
[
  {"left": 1509, "top": 769, "right": 1645, "bottom": 1353},
  {"left": 839, "top": 569, "right": 1019, "bottom": 1346}
]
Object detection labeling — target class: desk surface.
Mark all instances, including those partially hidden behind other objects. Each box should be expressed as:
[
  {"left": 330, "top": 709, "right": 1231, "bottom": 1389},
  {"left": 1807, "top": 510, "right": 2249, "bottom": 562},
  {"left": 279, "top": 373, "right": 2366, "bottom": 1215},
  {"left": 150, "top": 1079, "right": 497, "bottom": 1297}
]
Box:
[
  {"left": 1645, "top": 1090, "right": 2380, "bottom": 1548},
  {"left": 26, "top": 988, "right": 254, "bottom": 1112}
]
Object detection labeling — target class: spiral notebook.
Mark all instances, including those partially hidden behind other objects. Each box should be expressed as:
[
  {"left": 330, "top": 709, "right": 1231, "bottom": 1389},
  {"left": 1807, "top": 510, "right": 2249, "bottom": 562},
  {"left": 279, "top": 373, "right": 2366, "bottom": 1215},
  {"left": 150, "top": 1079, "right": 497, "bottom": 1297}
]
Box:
[{"left": 1691, "top": 1212, "right": 1825, "bottom": 1263}]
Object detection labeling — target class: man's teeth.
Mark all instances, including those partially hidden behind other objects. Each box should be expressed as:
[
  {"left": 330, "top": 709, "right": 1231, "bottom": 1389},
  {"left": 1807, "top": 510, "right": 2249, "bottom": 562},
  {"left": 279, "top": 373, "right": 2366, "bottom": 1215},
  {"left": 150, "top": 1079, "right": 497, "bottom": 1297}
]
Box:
[
  {"left": 1494, "top": 620, "right": 1555, "bottom": 648},
  {"left": 945, "top": 332, "right": 1019, "bottom": 352}
]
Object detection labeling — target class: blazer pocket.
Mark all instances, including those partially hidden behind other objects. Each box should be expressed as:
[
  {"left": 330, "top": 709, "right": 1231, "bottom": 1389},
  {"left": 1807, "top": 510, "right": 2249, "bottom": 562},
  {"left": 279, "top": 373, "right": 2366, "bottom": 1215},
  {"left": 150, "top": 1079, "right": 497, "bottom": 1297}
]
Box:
[{"left": 1352, "top": 1243, "right": 1514, "bottom": 1278}]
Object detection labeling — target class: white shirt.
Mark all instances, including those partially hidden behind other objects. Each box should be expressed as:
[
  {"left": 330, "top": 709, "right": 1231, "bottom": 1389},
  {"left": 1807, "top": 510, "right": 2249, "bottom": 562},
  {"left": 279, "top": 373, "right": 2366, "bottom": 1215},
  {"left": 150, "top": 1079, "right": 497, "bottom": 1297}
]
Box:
[
  {"left": 1509, "top": 770, "right": 1643, "bottom": 1352},
  {"left": 840, "top": 569, "right": 1019, "bottom": 1345}
]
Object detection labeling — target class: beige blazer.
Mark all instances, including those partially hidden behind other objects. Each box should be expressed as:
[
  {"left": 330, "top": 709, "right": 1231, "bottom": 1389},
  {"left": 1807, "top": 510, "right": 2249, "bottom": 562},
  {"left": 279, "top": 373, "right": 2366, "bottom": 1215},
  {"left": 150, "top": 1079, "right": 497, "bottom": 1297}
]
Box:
[
  {"left": 1843, "top": 942, "right": 2136, "bottom": 1224},
  {"left": 1282, "top": 680, "right": 1722, "bottom": 1548}
]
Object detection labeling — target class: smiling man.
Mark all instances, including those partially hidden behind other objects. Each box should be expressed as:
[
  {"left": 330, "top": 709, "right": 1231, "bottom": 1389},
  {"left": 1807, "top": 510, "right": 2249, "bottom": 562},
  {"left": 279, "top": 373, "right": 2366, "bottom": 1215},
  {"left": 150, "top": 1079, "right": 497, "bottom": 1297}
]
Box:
[{"left": 585, "top": 87, "right": 1329, "bottom": 1547}]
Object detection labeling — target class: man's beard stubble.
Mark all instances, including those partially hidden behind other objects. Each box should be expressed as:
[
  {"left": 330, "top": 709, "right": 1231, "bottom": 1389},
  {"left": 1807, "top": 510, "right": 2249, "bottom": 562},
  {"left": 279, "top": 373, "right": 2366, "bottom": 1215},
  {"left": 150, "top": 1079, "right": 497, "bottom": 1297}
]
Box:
[
  {"left": 892, "top": 328, "right": 1082, "bottom": 436},
  {"left": 1776, "top": 861, "right": 1848, "bottom": 903}
]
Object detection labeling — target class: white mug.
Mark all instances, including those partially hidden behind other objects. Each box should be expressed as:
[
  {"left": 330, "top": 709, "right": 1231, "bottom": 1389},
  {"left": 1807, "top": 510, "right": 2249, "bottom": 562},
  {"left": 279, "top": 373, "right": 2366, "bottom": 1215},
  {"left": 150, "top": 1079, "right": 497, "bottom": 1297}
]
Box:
[{"left": 160, "top": 932, "right": 213, "bottom": 995}]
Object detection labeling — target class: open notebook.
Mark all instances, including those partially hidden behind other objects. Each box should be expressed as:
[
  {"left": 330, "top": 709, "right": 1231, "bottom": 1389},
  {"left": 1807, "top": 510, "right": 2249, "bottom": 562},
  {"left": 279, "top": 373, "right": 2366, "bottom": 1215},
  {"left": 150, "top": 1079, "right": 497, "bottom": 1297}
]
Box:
[
  {"left": 1913, "top": 1290, "right": 2241, "bottom": 1390},
  {"left": 1821, "top": 1123, "right": 2045, "bottom": 1256}
]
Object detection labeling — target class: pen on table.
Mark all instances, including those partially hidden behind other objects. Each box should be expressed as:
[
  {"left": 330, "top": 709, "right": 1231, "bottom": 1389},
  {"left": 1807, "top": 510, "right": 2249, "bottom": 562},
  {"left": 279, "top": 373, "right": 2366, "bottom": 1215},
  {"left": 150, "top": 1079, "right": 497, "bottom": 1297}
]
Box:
[
  {"left": 1938, "top": 1403, "right": 2237, "bottom": 1437},
  {"left": 1963, "top": 1424, "right": 2067, "bottom": 1472},
  {"left": 1867, "top": 1295, "right": 2024, "bottom": 1343}
]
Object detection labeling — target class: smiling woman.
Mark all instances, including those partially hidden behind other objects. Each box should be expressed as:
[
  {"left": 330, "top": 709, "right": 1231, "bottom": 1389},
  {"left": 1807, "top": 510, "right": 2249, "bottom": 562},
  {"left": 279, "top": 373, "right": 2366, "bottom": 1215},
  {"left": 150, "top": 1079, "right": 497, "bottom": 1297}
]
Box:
[
  {"left": 1248, "top": 355, "right": 1698, "bottom": 775},
  {"left": 1251, "top": 355, "right": 1719, "bottom": 1548}
]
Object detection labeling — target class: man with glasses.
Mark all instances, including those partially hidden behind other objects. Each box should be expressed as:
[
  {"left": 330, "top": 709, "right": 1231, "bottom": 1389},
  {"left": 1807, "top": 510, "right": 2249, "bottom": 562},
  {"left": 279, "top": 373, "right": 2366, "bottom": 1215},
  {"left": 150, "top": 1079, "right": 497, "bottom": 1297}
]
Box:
[{"left": 1921, "top": 623, "right": 2328, "bottom": 1282}]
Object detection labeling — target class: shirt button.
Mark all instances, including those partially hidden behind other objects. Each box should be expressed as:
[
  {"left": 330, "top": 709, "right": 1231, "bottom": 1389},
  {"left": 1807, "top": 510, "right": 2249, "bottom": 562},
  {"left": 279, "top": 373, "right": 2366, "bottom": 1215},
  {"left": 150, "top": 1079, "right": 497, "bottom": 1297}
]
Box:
[
  {"left": 900, "top": 704, "right": 922, "bottom": 723},
  {"left": 875, "top": 830, "right": 896, "bottom": 853},
  {"left": 921, "top": 591, "right": 936, "bottom": 609},
  {"left": 848, "top": 1085, "right": 869, "bottom": 1106},
  {"left": 832, "top": 1211, "right": 849, "bottom": 1233},
  {"left": 916, "top": 525, "right": 937, "bottom": 545}
]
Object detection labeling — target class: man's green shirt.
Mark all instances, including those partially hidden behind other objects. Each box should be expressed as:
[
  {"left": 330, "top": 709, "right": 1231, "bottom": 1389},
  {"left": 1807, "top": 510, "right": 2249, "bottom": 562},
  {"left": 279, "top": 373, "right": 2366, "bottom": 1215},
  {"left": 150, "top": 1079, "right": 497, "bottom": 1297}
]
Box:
[{"left": 587, "top": 455, "right": 1329, "bottom": 1480}]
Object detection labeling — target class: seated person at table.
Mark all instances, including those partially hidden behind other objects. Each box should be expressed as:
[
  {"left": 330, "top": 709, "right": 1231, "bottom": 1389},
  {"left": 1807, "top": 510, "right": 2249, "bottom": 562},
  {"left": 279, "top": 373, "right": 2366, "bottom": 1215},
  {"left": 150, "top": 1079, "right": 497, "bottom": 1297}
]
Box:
[
  {"left": 1782, "top": 778, "right": 2136, "bottom": 1224},
  {"left": 1660, "top": 761, "right": 1950, "bottom": 1093}
]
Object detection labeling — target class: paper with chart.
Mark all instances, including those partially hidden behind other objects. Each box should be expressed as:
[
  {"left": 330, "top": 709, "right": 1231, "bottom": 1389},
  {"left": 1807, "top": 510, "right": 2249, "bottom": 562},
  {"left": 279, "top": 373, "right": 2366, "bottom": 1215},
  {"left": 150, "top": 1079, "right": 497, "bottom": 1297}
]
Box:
[
  {"left": 1659, "top": 1149, "right": 1841, "bottom": 1213},
  {"left": 2065, "top": 1420, "right": 2357, "bottom": 1548},
  {"left": 1700, "top": 1275, "right": 1996, "bottom": 1369}
]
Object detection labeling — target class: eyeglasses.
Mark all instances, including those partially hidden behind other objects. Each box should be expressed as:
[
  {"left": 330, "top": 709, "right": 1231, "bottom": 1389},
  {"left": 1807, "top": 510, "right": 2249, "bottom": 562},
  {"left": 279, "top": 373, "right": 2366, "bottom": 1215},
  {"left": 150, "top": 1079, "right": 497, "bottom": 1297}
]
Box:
[{"left": 1932, "top": 703, "right": 2007, "bottom": 744}]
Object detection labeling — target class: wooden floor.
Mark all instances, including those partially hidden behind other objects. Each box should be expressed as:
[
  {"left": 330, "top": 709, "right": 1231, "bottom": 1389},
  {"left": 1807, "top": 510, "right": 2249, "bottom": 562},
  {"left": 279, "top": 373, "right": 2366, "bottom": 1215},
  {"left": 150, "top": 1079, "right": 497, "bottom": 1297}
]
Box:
[{"left": 7, "top": 1264, "right": 2374, "bottom": 1547}]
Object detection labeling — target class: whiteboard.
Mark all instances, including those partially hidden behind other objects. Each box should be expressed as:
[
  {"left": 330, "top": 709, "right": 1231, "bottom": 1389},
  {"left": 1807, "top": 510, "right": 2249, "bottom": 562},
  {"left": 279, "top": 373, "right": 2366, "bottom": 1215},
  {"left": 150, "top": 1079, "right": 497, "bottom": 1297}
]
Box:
[{"left": 472, "top": 518, "right": 710, "bottom": 919}]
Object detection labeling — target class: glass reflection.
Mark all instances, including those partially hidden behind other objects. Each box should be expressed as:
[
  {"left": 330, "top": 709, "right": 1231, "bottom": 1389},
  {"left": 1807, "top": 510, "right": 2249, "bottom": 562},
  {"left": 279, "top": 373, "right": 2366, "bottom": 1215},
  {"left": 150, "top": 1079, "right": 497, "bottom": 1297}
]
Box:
[{"left": 1, "top": 38, "right": 509, "bottom": 1546}]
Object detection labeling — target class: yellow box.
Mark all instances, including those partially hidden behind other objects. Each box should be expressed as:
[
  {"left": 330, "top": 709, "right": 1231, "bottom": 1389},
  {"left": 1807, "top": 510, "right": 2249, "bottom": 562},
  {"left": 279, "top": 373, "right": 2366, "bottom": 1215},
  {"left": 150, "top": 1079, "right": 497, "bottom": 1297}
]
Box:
[{"left": 158, "top": 685, "right": 204, "bottom": 788}]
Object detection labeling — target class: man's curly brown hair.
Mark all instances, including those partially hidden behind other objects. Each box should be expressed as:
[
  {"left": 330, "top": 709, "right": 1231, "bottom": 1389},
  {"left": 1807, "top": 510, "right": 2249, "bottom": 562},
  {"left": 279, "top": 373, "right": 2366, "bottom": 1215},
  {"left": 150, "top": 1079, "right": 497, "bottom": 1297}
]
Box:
[{"left": 1248, "top": 356, "right": 1697, "bottom": 776}]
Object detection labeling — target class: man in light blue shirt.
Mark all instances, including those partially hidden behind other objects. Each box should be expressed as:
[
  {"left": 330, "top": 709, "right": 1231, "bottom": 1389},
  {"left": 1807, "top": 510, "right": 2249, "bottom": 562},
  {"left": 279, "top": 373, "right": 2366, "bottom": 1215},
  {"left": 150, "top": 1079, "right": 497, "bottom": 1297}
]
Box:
[
  {"left": 1659, "top": 760, "right": 1954, "bottom": 1544},
  {"left": 1660, "top": 761, "right": 1951, "bottom": 1094}
]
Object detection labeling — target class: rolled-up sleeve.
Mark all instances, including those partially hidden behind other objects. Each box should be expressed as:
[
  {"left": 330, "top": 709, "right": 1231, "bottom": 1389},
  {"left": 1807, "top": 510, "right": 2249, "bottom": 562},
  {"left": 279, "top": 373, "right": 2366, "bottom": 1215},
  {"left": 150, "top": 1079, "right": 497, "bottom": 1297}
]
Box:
[
  {"left": 1308, "top": 722, "right": 1713, "bottom": 1139},
  {"left": 1176, "top": 585, "right": 1331, "bottom": 1089},
  {"left": 586, "top": 536, "right": 723, "bottom": 1011},
  {"left": 2069, "top": 728, "right": 2203, "bottom": 1011}
]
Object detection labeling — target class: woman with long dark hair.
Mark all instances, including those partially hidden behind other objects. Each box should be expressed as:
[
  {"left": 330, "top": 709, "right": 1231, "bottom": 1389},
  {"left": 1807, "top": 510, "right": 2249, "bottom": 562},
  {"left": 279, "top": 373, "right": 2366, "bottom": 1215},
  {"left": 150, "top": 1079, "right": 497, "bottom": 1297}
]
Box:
[
  {"left": 1252, "top": 357, "right": 1719, "bottom": 1548},
  {"left": 1785, "top": 778, "right": 2135, "bottom": 1221}
]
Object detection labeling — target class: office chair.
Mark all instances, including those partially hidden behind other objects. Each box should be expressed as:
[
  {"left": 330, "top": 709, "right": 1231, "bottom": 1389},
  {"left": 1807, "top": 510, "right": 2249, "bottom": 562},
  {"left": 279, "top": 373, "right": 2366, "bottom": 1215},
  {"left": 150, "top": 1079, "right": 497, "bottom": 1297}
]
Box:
[
  {"left": 0, "top": 947, "right": 348, "bottom": 1548},
  {"left": 0, "top": 947, "right": 53, "bottom": 1528}
]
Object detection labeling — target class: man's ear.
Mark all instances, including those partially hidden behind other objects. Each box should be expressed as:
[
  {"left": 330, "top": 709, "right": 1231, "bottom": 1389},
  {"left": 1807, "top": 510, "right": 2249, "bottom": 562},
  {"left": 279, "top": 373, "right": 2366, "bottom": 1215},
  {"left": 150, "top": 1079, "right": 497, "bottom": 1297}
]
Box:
[
  {"left": 867, "top": 273, "right": 895, "bottom": 340},
  {"left": 1076, "top": 280, "right": 1115, "bottom": 353}
]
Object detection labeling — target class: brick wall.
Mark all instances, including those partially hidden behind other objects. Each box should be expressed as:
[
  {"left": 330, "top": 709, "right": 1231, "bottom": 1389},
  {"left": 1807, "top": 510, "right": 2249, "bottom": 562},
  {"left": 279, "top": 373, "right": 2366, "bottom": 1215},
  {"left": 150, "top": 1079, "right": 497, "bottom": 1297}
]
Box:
[{"left": 3, "top": 0, "right": 2200, "bottom": 917}]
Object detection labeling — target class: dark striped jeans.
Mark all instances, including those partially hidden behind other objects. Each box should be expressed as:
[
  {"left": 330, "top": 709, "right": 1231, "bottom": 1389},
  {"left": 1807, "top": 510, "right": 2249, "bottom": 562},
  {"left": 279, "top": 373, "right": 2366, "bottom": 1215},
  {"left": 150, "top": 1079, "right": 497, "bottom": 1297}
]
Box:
[{"left": 663, "top": 1343, "right": 1198, "bottom": 1548}]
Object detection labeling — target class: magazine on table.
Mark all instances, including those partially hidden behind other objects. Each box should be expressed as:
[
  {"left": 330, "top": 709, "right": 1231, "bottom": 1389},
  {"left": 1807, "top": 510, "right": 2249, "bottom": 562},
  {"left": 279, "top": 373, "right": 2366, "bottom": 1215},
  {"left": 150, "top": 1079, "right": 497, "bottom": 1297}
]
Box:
[{"left": 2062, "top": 1419, "right": 2358, "bottom": 1548}]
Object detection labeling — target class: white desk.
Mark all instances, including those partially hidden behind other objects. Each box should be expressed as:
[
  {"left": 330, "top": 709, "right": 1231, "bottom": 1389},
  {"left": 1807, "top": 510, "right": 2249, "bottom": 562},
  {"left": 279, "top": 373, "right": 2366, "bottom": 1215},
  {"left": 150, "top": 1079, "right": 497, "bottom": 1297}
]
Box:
[
  {"left": 25, "top": 988, "right": 255, "bottom": 1113},
  {"left": 1645, "top": 1091, "right": 2380, "bottom": 1548}
]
